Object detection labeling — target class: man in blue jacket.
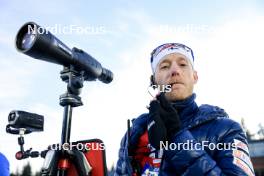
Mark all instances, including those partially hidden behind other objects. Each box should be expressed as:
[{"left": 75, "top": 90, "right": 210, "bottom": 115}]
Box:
[
  {"left": 0, "top": 152, "right": 10, "bottom": 176},
  {"left": 115, "top": 43, "right": 255, "bottom": 176}
]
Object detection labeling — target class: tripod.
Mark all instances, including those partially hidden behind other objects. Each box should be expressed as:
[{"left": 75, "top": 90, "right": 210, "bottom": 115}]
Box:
[
  {"left": 39, "top": 65, "right": 107, "bottom": 176},
  {"left": 10, "top": 21, "right": 112, "bottom": 176}
]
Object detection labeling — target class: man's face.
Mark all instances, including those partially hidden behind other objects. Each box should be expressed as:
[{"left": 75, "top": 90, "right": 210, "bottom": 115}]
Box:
[{"left": 154, "top": 53, "right": 198, "bottom": 101}]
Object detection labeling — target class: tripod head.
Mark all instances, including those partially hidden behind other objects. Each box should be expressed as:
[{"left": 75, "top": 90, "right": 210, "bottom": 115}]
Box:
[{"left": 60, "top": 65, "right": 84, "bottom": 107}]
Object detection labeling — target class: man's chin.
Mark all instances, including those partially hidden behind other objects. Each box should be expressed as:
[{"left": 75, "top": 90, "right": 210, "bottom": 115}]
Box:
[{"left": 165, "top": 91, "right": 189, "bottom": 101}]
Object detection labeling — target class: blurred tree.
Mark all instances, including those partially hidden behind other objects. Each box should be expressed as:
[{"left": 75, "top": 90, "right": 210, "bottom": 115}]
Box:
[
  {"left": 257, "top": 123, "right": 264, "bottom": 139},
  {"left": 108, "top": 165, "right": 115, "bottom": 175},
  {"left": 21, "top": 162, "right": 32, "bottom": 176},
  {"left": 241, "top": 118, "right": 264, "bottom": 140},
  {"left": 241, "top": 118, "right": 254, "bottom": 140}
]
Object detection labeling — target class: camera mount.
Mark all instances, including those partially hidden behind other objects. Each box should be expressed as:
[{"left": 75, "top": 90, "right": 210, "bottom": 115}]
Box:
[{"left": 59, "top": 65, "right": 84, "bottom": 145}]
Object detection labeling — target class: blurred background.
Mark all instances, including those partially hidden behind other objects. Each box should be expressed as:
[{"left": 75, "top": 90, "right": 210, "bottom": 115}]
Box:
[{"left": 0, "top": 0, "right": 264, "bottom": 175}]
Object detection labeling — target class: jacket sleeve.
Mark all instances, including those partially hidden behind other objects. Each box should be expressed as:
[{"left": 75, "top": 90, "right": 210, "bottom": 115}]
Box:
[
  {"left": 160, "top": 119, "right": 255, "bottom": 176},
  {"left": 114, "top": 132, "right": 132, "bottom": 176},
  {"left": 0, "top": 152, "right": 9, "bottom": 176}
]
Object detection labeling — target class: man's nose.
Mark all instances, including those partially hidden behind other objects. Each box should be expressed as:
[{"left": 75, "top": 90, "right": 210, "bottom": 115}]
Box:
[{"left": 170, "top": 63, "right": 180, "bottom": 77}]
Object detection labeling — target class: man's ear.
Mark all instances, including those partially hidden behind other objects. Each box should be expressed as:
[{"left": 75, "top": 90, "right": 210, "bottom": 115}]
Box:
[{"left": 193, "top": 70, "right": 198, "bottom": 84}]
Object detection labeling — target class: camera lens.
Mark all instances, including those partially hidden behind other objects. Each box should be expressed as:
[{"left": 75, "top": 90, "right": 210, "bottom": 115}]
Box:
[
  {"left": 21, "top": 30, "right": 36, "bottom": 50},
  {"left": 8, "top": 112, "right": 16, "bottom": 122}
]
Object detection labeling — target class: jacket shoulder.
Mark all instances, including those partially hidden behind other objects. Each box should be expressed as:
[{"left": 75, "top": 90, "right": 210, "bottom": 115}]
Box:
[
  {"left": 199, "top": 104, "right": 243, "bottom": 136},
  {"left": 197, "top": 106, "right": 247, "bottom": 145},
  {"left": 211, "top": 117, "right": 246, "bottom": 141},
  {"left": 131, "top": 113, "right": 148, "bottom": 127},
  {"left": 198, "top": 104, "right": 228, "bottom": 118},
  {"left": 188, "top": 104, "right": 229, "bottom": 128}
]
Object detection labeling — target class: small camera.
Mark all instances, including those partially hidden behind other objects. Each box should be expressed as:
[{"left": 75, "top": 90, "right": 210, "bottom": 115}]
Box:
[{"left": 6, "top": 110, "right": 44, "bottom": 134}]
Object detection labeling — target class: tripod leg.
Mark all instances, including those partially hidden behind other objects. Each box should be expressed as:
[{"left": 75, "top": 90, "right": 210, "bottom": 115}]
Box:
[
  {"left": 41, "top": 150, "right": 60, "bottom": 176},
  {"left": 68, "top": 150, "right": 92, "bottom": 176}
]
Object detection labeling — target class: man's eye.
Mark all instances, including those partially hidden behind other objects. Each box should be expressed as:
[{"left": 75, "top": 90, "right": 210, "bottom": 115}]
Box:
[
  {"left": 180, "top": 63, "right": 187, "bottom": 67},
  {"left": 161, "top": 65, "right": 169, "bottom": 69}
]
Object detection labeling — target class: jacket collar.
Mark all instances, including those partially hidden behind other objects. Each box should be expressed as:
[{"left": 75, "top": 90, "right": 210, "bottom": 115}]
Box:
[
  {"left": 171, "top": 93, "right": 228, "bottom": 129},
  {"left": 132, "top": 94, "right": 228, "bottom": 134},
  {"left": 171, "top": 93, "right": 199, "bottom": 126}
]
